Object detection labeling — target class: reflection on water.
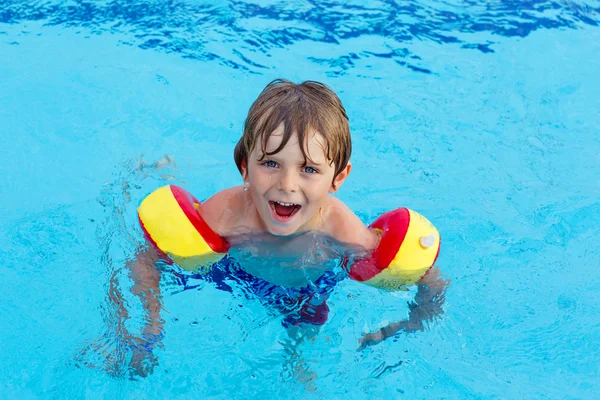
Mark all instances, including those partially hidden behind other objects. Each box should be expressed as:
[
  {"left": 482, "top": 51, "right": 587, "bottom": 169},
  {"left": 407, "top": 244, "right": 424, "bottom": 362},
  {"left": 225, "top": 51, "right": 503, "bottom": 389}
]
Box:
[{"left": 2, "top": 0, "right": 599, "bottom": 75}]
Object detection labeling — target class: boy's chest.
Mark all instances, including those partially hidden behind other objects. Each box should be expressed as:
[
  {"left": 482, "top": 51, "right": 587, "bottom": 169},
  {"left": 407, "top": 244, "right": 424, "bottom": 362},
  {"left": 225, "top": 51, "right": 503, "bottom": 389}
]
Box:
[{"left": 228, "top": 233, "right": 342, "bottom": 288}]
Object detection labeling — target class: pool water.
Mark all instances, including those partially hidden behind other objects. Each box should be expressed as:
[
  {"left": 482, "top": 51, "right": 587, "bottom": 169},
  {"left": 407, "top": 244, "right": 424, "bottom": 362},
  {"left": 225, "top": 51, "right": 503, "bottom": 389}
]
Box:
[{"left": 1, "top": 0, "right": 599, "bottom": 398}]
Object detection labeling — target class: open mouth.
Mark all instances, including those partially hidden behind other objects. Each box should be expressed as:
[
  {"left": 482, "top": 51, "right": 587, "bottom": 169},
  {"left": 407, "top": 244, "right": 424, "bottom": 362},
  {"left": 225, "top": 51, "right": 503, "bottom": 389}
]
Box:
[{"left": 269, "top": 200, "right": 301, "bottom": 222}]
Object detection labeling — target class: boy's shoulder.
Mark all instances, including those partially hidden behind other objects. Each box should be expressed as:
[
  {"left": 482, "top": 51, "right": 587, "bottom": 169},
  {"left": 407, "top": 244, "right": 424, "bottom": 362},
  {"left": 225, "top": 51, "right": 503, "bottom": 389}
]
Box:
[
  {"left": 200, "top": 185, "right": 256, "bottom": 236},
  {"left": 321, "top": 195, "right": 379, "bottom": 250},
  {"left": 321, "top": 196, "right": 360, "bottom": 235},
  {"left": 322, "top": 195, "right": 352, "bottom": 221}
]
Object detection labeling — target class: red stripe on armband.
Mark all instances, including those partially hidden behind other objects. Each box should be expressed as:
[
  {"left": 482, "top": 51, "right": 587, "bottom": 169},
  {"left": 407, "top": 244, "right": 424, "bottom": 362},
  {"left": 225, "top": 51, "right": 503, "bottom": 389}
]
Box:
[
  {"left": 138, "top": 215, "right": 159, "bottom": 250},
  {"left": 349, "top": 208, "right": 410, "bottom": 281},
  {"left": 170, "top": 185, "right": 230, "bottom": 253},
  {"left": 433, "top": 238, "right": 441, "bottom": 264}
]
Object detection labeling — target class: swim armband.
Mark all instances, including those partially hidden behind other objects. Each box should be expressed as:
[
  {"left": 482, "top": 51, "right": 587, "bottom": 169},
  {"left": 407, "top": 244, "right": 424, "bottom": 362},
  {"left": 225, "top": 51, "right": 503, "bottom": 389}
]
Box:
[
  {"left": 138, "top": 185, "right": 229, "bottom": 271},
  {"left": 349, "top": 208, "right": 440, "bottom": 291}
]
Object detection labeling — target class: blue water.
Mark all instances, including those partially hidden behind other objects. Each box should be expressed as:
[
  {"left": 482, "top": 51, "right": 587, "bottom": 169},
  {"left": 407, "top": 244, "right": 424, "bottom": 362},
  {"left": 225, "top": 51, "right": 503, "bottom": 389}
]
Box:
[{"left": 1, "top": 0, "right": 599, "bottom": 398}]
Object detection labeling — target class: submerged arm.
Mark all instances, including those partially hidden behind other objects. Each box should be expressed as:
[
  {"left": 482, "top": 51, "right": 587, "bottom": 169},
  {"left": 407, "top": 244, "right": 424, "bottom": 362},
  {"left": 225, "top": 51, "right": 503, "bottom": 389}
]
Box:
[
  {"left": 124, "top": 246, "right": 165, "bottom": 377},
  {"left": 128, "top": 247, "right": 165, "bottom": 338},
  {"left": 94, "top": 245, "right": 165, "bottom": 378},
  {"left": 358, "top": 267, "right": 449, "bottom": 350}
]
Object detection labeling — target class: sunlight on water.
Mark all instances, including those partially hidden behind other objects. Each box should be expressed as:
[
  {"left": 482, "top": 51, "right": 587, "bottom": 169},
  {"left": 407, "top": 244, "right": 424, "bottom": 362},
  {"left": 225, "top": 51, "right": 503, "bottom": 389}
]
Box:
[{"left": 2, "top": 0, "right": 599, "bottom": 75}]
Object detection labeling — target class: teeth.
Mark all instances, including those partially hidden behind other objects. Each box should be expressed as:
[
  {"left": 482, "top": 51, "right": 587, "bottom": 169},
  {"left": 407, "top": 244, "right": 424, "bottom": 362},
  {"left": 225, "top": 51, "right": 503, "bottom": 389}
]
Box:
[{"left": 275, "top": 201, "right": 296, "bottom": 207}]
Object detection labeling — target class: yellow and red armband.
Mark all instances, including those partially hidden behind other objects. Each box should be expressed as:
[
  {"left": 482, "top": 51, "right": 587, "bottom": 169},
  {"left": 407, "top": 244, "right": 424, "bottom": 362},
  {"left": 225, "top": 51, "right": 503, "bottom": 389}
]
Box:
[
  {"left": 137, "top": 185, "right": 229, "bottom": 271},
  {"left": 349, "top": 208, "right": 440, "bottom": 291}
]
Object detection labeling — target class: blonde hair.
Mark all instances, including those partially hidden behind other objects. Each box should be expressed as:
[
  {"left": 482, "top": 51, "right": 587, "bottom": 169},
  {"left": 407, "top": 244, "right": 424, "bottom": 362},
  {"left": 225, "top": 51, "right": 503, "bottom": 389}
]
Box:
[{"left": 234, "top": 79, "right": 351, "bottom": 181}]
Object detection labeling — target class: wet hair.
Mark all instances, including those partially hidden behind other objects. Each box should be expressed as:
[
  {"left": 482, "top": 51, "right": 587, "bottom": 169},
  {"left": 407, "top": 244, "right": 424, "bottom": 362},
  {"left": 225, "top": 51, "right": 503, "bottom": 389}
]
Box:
[{"left": 234, "top": 79, "right": 351, "bottom": 182}]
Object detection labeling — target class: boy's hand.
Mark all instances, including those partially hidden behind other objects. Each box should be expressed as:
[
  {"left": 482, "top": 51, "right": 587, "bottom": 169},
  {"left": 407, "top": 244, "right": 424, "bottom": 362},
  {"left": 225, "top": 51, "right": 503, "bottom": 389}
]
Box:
[
  {"left": 128, "top": 345, "right": 159, "bottom": 379},
  {"left": 127, "top": 331, "right": 164, "bottom": 378},
  {"left": 357, "top": 330, "right": 385, "bottom": 350},
  {"left": 357, "top": 320, "right": 421, "bottom": 351}
]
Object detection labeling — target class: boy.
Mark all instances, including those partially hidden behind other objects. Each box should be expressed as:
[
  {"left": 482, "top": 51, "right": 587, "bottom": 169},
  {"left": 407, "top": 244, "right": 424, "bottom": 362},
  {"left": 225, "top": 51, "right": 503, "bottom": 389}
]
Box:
[{"left": 123, "top": 79, "right": 446, "bottom": 377}]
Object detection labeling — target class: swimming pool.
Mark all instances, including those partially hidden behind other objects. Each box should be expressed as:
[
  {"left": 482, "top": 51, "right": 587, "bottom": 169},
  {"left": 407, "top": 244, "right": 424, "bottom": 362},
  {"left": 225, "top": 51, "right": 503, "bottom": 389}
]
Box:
[{"left": 1, "top": 0, "right": 599, "bottom": 397}]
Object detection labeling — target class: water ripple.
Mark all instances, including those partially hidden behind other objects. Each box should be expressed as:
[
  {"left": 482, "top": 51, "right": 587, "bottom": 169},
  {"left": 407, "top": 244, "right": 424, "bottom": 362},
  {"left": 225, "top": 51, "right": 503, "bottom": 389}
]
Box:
[{"left": 1, "top": 0, "right": 599, "bottom": 74}]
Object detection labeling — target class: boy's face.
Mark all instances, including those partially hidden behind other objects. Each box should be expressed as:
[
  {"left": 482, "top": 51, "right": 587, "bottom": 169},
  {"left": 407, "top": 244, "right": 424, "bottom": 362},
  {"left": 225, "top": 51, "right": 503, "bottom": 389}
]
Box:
[{"left": 243, "top": 123, "right": 350, "bottom": 236}]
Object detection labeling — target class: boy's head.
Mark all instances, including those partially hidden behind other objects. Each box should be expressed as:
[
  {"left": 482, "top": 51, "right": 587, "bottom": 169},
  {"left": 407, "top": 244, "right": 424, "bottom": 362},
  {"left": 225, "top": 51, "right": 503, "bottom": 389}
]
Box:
[{"left": 234, "top": 79, "right": 352, "bottom": 185}]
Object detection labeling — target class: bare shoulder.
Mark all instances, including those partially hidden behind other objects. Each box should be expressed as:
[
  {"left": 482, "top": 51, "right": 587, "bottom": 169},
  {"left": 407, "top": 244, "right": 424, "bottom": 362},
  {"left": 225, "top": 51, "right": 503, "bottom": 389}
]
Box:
[
  {"left": 202, "top": 186, "right": 243, "bottom": 212},
  {"left": 321, "top": 196, "right": 380, "bottom": 250},
  {"left": 199, "top": 185, "right": 250, "bottom": 236}
]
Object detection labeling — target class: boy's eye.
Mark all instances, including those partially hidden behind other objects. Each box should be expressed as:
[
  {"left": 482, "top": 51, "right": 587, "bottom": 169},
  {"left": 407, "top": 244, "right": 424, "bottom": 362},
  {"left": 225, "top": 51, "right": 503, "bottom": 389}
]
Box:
[
  {"left": 263, "top": 160, "right": 278, "bottom": 168},
  {"left": 303, "top": 166, "right": 318, "bottom": 174}
]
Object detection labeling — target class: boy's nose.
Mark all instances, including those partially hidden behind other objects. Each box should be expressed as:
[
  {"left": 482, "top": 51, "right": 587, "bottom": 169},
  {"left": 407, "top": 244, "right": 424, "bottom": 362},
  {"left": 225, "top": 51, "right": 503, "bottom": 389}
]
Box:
[{"left": 278, "top": 170, "right": 298, "bottom": 193}]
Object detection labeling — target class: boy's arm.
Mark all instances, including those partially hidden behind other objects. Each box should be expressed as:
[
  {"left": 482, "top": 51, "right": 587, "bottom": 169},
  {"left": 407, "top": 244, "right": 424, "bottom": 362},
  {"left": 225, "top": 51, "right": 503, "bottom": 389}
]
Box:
[
  {"left": 127, "top": 247, "right": 164, "bottom": 337},
  {"left": 357, "top": 267, "right": 448, "bottom": 350},
  {"left": 357, "top": 268, "right": 447, "bottom": 349},
  {"left": 123, "top": 246, "right": 165, "bottom": 377}
]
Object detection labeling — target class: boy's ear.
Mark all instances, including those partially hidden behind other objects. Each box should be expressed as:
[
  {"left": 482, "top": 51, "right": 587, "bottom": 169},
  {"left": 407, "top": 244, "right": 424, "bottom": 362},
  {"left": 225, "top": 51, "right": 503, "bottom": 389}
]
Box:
[
  {"left": 240, "top": 159, "right": 248, "bottom": 181},
  {"left": 329, "top": 162, "right": 352, "bottom": 193}
]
